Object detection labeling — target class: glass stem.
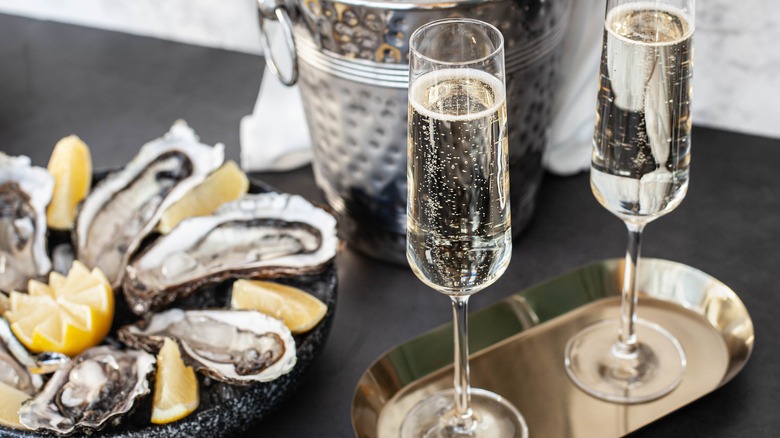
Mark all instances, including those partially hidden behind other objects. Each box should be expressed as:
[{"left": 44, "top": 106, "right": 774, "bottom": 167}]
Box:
[
  {"left": 616, "top": 222, "right": 645, "bottom": 356},
  {"left": 450, "top": 295, "right": 475, "bottom": 432}
]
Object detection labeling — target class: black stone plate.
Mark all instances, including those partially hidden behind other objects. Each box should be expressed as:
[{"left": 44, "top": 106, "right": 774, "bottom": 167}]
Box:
[{"left": 1, "top": 175, "right": 338, "bottom": 437}]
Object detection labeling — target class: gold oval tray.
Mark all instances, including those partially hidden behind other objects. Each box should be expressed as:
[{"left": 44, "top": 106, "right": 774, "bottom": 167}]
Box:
[{"left": 351, "top": 258, "right": 754, "bottom": 438}]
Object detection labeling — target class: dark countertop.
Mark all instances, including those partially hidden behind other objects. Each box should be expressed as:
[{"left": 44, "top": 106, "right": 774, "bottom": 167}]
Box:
[{"left": 2, "top": 13, "right": 779, "bottom": 438}]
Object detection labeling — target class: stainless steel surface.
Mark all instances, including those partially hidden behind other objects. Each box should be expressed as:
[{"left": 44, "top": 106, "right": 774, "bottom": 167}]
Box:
[
  {"left": 256, "top": 4, "right": 299, "bottom": 86},
  {"left": 270, "top": 0, "right": 572, "bottom": 263},
  {"left": 295, "top": 0, "right": 569, "bottom": 67},
  {"left": 351, "top": 258, "right": 755, "bottom": 437}
]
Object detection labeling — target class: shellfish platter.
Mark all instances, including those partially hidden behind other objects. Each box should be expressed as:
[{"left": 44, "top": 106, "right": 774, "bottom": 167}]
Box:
[{"left": 0, "top": 121, "right": 340, "bottom": 437}]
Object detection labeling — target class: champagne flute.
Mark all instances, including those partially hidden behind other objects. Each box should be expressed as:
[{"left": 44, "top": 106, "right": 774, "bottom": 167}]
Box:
[
  {"left": 402, "top": 18, "right": 527, "bottom": 437},
  {"left": 564, "top": 0, "right": 695, "bottom": 403}
]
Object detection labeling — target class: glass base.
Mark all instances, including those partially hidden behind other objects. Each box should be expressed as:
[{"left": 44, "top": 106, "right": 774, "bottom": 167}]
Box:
[
  {"left": 400, "top": 388, "right": 528, "bottom": 438},
  {"left": 564, "top": 318, "right": 686, "bottom": 404}
]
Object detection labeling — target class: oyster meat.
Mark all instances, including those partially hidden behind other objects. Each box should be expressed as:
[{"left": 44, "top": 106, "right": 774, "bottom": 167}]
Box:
[
  {"left": 119, "top": 309, "right": 296, "bottom": 385},
  {"left": 74, "top": 121, "right": 224, "bottom": 288},
  {"left": 123, "top": 193, "right": 338, "bottom": 315},
  {"left": 19, "top": 346, "right": 155, "bottom": 435},
  {"left": 0, "top": 153, "right": 54, "bottom": 292},
  {"left": 0, "top": 317, "right": 43, "bottom": 395}
]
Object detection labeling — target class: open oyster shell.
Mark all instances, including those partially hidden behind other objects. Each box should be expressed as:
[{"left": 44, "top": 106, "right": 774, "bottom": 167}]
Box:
[
  {"left": 74, "top": 121, "right": 224, "bottom": 288},
  {"left": 0, "top": 317, "right": 43, "bottom": 395},
  {"left": 0, "top": 153, "right": 54, "bottom": 292},
  {"left": 123, "top": 193, "right": 339, "bottom": 315},
  {"left": 118, "top": 309, "right": 296, "bottom": 385},
  {"left": 18, "top": 346, "right": 155, "bottom": 435}
]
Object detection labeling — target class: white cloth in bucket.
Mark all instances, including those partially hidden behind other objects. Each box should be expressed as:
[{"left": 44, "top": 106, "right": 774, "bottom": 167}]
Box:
[
  {"left": 544, "top": 0, "right": 607, "bottom": 176},
  {"left": 240, "top": 22, "right": 312, "bottom": 172}
]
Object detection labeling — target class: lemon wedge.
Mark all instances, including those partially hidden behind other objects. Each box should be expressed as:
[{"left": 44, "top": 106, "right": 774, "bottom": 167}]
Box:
[
  {"left": 0, "top": 381, "right": 30, "bottom": 429},
  {"left": 46, "top": 135, "right": 92, "bottom": 230},
  {"left": 151, "top": 338, "right": 199, "bottom": 424},
  {"left": 231, "top": 280, "right": 327, "bottom": 334},
  {"left": 5, "top": 261, "right": 114, "bottom": 356},
  {"left": 157, "top": 160, "right": 249, "bottom": 234}
]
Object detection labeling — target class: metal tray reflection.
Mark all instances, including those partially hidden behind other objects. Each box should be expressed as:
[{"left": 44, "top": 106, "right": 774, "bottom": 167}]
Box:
[{"left": 352, "top": 258, "right": 754, "bottom": 438}]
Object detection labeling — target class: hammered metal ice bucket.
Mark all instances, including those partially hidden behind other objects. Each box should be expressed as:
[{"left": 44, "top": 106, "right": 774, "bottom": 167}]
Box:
[{"left": 257, "top": 0, "right": 572, "bottom": 264}]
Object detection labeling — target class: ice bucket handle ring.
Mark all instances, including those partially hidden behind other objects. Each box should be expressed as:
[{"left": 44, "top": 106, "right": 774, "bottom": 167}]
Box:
[{"left": 256, "top": 0, "right": 299, "bottom": 86}]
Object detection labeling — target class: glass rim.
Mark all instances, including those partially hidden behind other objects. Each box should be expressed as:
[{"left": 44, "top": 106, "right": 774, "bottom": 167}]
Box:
[
  {"left": 604, "top": 2, "right": 696, "bottom": 45},
  {"left": 409, "top": 18, "right": 505, "bottom": 67}
]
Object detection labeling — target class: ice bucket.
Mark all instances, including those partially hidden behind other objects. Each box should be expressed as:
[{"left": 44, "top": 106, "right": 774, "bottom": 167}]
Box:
[{"left": 257, "top": 0, "right": 572, "bottom": 264}]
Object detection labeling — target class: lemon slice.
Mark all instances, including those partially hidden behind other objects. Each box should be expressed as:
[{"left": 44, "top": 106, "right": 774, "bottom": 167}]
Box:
[
  {"left": 231, "top": 280, "right": 327, "bottom": 334},
  {"left": 46, "top": 135, "right": 92, "bottom": 230},
  {"left": 0, "top": 381, "right": 30, "bottom": 429},
  {"left": 26, "top": 280, "right": 54, "bottom": 298},
  {"left": 157, "top": 161, "right": 249, "bottom": 234},
  {"left": 48, "top": 272, "right": 67, "bottom": 292},
  {"left": 152, "top": 338, "right": 199, "bottom": 424},
  {"left": 4, "top": 261, "right": 114, "bottom": 356}
]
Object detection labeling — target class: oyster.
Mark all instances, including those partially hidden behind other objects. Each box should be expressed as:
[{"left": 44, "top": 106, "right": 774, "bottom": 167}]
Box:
[
  {"left": 119, "top": 309, "right": 296, "bottom": 385},
  {"left": 123, "top": 193, "right": 338, "bottom": 315},
  {"left": 0, "top": 317, "right": 43, "bottom": 395},
  {"left": 19, "top": 346, "right": 155, "bottom": 435},
  {"left": 74, "top": 121, "right": 224, "bottom": 288},
  {"left": 0, "top": 153, "right": 54, "bottom": 292}
]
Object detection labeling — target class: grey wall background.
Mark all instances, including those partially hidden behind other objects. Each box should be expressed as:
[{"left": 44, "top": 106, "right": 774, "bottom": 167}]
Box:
[{"left": 0, "top": 0, "right": 777, "bottom": 140}]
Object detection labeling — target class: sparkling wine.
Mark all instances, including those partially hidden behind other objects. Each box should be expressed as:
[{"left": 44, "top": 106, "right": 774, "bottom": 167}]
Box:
[
  {"left": 591, "top": 3, "right": 694, "bottom": 223},
  {"left": 407, "top": 69, "right": 511, "bottom": 296}
]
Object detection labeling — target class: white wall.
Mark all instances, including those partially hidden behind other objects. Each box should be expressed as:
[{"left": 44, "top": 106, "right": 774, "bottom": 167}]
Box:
[
  {"left": 0, "top": 0, "right": 778, "bottom": 139},
  {"left": 694, "top": 0, "right": 779, "bottom": 140},
  {"left": 0, "top": 0, "right": 263, "bottom": 54}
]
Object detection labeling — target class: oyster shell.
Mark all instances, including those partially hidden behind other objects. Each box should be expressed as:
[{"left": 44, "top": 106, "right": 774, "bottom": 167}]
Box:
[
  {"left": 0, "top": 317, "right": 43, "bottom": 395},
  {"left": 74, "top": 121, "right": 224, "bottom": 288},
  {"left": 0, "top": 153, "right": 54, "bottom": 292},
  {"left": 119, "top": 309, "right": 296, "bottom": 385},
  {"left": 123, "top": 193, "right": 338, "bottom": 315},
  {"left": 18, "top": 346, "right": 155, "bottom": 435}
]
